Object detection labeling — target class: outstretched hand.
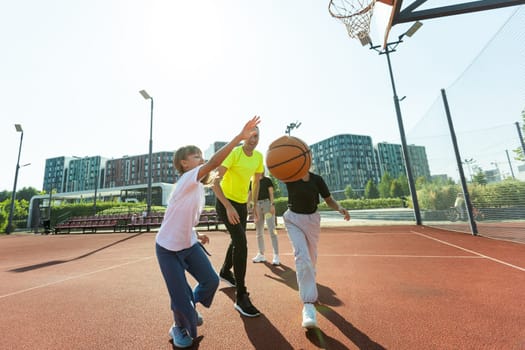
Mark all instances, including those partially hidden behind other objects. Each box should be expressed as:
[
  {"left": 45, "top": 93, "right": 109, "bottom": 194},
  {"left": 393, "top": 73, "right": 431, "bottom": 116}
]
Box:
[
  {"left": 240, "top": 115, "right": 261, "bottom": 140},
  {"left": 340, "top": 207, "right": 351, "bottom": 221}
]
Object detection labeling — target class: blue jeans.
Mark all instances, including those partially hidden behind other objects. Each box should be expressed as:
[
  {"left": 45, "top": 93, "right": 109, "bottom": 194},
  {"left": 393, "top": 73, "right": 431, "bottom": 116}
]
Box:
[{"left": 156, "top": 243, "right": 219, "bottom": 338}]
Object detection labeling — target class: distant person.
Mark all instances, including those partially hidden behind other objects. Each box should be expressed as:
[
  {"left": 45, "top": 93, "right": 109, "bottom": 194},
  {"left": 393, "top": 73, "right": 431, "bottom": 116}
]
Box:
[
  {"left": 155, "top": 116, "right": 260, "bottom": 348},
  {"left": 213, "top": 121, "right": 264, "bottom": 318},
  {"left": 454, "top": 193, "right": 466, "bottom": 220},
  {"left": 250, "top": 172, "right": 280, "bottom": 266},
  {"left": 283, "top": 171, "right": 350, "bottom": 329}
]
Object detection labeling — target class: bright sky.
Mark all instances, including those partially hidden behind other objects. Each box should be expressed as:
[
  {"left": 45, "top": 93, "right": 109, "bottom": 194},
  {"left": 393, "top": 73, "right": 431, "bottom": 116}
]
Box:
[{"left": 0, "top": 0, "right": 521, "bottom": 191}]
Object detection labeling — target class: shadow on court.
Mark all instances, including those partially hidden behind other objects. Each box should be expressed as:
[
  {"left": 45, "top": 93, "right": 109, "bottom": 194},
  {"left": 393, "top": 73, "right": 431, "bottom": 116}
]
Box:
[
  {"left": 0, "top": 226, "right": 524, "bottom": 349},
  {"left": 8, "top": 232, "right": 146, "bottom": 273}
]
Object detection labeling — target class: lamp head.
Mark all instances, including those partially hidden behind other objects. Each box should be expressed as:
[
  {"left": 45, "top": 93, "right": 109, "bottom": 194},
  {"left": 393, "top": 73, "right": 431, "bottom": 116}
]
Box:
[
  {"left": 15, "top": 124, "right": 23, "bottom": 132},
  {"left": 139, "top": 90, "right": 151, "bottom": 100},
  {"left": 405, "top": 21, "right": 422, "bottom": 38}
]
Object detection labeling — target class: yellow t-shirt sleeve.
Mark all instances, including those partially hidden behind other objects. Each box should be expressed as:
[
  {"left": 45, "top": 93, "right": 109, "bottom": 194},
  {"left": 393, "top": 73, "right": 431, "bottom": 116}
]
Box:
[{"left": 220, "top": 147, "right": 264, "bottom": 203}]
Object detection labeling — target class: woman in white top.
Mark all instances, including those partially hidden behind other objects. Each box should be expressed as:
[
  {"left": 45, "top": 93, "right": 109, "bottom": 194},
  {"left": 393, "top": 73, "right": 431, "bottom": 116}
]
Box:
[{"left": 155, "top": 116, "right": 260, "bottom": 348}]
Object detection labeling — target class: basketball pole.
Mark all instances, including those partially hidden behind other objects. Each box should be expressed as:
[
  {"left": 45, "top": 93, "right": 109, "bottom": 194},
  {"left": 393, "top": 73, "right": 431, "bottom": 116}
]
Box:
[
  {"left": 441, "top": 88, "right": 478, "bottom": 235},
  {"left": 370, "top": 35, "right": 422, "bottom": 225}
]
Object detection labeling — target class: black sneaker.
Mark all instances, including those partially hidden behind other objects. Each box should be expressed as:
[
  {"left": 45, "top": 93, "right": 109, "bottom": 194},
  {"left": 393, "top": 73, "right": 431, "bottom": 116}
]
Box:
[
  {"left": 219, "top": 270, "right": 236, "bottom": 287},
  {"left": 234, "top": 293, "right": 261, "bottom": 317}
]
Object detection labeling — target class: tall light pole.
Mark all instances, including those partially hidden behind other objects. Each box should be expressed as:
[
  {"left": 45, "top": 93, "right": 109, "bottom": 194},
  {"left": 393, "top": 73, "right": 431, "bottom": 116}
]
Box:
[
  {"left": 505, "top": 150, "right": 515, "bottom": 179},
  {"left": 93, "top": 160, "right": 99, "bottom": 215},
  {"left": 6, "top": 124, "right": 24, "bottom": 234},
  {"left": 516, "top": 121, "right": 525, "bottom": 157},
  {"left": 368, "top": 21, "right": 423, "bottom": 225},
  {"left": 139, "top": 89, "right": 153, "bottom": 216}
]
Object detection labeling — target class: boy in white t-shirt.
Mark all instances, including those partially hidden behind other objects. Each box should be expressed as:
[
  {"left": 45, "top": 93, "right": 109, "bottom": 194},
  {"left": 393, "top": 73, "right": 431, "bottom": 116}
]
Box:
[{"left": 155, "top": 116, "right": 260, "bottom": 348}]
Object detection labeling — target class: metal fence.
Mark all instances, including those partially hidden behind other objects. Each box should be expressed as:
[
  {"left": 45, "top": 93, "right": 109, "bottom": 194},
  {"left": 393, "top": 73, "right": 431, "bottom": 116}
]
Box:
[{"left": 406, "top": 6, "right": 525, "bottom": 239}]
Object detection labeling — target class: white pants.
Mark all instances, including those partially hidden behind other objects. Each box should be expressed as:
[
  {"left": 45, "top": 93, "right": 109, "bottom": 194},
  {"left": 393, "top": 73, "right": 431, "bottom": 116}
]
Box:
[
  {"left": 255, "top": 198, "right": 278, "bottom": 255},
  {"left": 283, "top": 209, "right": 320, "bottom": 303}
]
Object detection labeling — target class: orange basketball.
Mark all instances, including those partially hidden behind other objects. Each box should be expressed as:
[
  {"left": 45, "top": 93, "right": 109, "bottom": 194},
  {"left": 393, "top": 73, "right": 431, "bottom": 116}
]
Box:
[{"left": 266, "top": 135, "right": 311, "bottom": 182}]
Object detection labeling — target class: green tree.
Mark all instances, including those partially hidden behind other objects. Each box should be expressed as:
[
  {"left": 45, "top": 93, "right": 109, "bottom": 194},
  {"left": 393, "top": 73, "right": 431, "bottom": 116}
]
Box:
[
  {"left": 268, "top": 174, "right": 282, "bottom": 198},
  {"left": 390, "top": 179, "right": 404, "bottom": 198},
  {"left": 364, "top": 179, "right": 379, "bottom": 199},
  {"left": 378, "top": 172, "right": 392, "bottom": 198},
  {"left": 0, "top": 198, "right": 29, "bottom": 232},
  {"left": 472, "top": 170, "right": 487, "bottom": 186},
  {"left": 0, "top": 202, "right": 7, "bottom": 232},
  {"left": 415, "top": 183, "right": 457, "bottom": 211},
  {"left": 397, "top": 174, "right": 409, "bottom": 196},
  {"left": 0, "top": 190, "right": 10, "bottom": 202},
  {"left": 415, "top": 176, "right": 428, "bottom": 190},
  {"left": 344, "top": 185, "right": 356, "bottom": 199},
  {"left": 16, "top": 187, "right": 40, "bottom": 202}
]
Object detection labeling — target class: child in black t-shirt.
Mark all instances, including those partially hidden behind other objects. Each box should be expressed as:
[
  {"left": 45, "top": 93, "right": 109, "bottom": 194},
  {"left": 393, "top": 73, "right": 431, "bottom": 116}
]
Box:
[{"left": 283, "top": 171, "right": 350, "bottom": 329}]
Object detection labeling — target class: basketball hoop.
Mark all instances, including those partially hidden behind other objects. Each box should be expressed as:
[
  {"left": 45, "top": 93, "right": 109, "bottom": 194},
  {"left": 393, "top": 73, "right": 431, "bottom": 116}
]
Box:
[{"left": 328, "top": 0, "right": 376, "bottom": 43}]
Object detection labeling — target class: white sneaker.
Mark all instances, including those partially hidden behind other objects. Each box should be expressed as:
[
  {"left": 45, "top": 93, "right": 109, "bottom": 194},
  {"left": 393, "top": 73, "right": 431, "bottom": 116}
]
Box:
[
  {"left": 197, "top": 311, "right": 203, "bottom": 326},
  {"left": 272, "top": 255, "right": 280, "bottom": 266},
  {"left": 252, "top": 253, "right": 266, "bottom": 263},
  {"left": 302, "top": 303, "right": 318, "bottom": 329}
]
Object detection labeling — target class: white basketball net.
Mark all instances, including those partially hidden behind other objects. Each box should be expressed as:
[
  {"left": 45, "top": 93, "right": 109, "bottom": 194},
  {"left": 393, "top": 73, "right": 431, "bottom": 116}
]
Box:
[{"left": 329, "top": 0, "right": 376, "bottom": 40}]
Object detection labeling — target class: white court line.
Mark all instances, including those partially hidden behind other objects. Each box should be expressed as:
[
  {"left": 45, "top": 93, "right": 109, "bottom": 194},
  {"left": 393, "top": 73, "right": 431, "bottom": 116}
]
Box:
[
  {"left": 321, "top": 254, "right": 482, "bottom": 258},
  {"left": 411, "top": 230, "right": 525, "bottom": 272},
  {"left": 0, "top": 256, "right": 153, "bottom": 300}
]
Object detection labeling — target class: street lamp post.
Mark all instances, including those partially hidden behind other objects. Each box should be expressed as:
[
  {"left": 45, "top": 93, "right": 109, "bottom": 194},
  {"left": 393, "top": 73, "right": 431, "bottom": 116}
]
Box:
[
  {"left": 46, "top": 183, "right": 53, "bottom": 233},
  {"left": 139, "top": 90, "right": 154, "bottom": 216},
  {"left": 516, "top": 121, "right": 525, "bottom": 157},
  {"left": 369, "top": 22, "right": 423, "bottom": 225},
  {"left": 93, "top": 164, "right": 99, "bottom": 215},
  {"left": 6, "top": 124, "right": 24, "bottom": 234},
  {"left": 505, "top": 150, "right": 515, "bottom": 179}
]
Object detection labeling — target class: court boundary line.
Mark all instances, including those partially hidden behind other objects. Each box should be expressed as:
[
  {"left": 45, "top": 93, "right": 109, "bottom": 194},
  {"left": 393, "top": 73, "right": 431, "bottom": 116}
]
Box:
[
  {"left": 0, "top": 256, "right": 153, "bottom": 300},
  {"left": 321, "top": 254, "right": 483, "bottom": 258},
  {"left": 411, "top": 230, "right": 525, "bottom": 272}
]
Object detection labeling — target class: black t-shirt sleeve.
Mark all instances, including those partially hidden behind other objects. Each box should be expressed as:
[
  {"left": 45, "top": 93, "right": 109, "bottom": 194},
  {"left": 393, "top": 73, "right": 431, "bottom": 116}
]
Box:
[
  {"left": 315, "top": 174, "right": 331, "bottom": 199},
  {"left": 256, "top": 177, "right": 273, "bottom": 200},
  {"left": 286, "top": 173, "right": 330, "bottom": 214}
]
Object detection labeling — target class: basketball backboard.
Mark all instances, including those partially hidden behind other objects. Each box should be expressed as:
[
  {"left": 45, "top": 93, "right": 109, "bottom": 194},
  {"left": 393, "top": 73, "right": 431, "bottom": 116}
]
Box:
[
  {"left": 332, "top": 0, "right": 525, "bottom": 48},
  {"left": 371, "top": 0, "right": 401, "bottom": 48}
]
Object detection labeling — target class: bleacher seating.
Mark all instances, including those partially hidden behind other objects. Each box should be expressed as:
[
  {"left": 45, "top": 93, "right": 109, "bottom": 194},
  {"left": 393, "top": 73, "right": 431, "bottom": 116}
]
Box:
[
  {"left": 53, "top": 209, "right": 233, "bottom": 234},
  {"left": 127, "top": 213, "right": 164, "bottom": 232},
  {"left": 54, "top": 213, "right": 161, "bottom": 234},
  {"left": 197, "top": 210, "right": 221, "bottom": 231}
]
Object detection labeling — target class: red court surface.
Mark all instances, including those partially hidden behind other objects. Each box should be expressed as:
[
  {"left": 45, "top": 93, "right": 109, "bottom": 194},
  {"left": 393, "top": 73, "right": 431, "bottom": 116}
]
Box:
[{"left": 1, "top": 225, "right": 524, "bottom": 350}]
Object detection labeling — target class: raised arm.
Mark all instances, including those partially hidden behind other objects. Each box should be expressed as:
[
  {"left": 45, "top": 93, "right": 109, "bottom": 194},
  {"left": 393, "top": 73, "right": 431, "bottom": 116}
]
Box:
[{"left": 198, "top": 115, "right": 260, "bottom": 180}]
